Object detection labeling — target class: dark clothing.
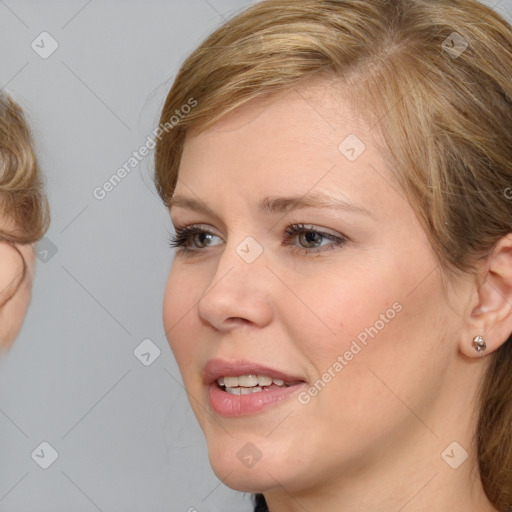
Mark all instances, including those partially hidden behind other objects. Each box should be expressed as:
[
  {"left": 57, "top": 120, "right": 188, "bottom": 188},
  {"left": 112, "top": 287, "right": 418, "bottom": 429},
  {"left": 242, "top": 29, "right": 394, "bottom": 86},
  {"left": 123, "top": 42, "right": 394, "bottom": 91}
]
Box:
[{"left": 254, "top": 494, "right": 269, "bottom": 512}]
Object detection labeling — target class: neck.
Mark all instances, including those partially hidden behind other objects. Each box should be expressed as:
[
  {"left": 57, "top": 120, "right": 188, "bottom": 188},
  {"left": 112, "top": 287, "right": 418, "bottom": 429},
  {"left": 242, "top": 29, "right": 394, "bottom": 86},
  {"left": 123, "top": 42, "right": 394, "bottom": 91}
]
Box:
[{"left": 263, "top": 455, "right": 496, "bottom": 512}]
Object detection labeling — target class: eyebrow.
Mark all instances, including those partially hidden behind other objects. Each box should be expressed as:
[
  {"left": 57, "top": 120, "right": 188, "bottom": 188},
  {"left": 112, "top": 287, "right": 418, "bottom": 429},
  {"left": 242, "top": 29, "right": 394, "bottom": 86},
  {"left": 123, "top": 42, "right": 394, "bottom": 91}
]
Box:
[{"left": 169, "top": 192, "right": 374, "bottom": 218}]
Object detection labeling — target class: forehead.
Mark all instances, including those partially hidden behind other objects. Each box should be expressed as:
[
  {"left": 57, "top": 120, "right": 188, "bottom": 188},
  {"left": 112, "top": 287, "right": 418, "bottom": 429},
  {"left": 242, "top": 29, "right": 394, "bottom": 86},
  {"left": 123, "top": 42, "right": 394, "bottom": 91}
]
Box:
[
  {"left": 176, "top": 81, "right": 400, "bottom": 218},
  {"left": 187, "top": 82, "right": 366, "bottom": 154}
]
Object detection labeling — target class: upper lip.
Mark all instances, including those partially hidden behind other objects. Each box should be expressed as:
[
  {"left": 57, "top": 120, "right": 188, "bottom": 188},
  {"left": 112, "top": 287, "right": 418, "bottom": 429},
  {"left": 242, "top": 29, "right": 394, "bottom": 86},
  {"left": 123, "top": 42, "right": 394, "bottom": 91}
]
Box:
[{"left": 203, "top": 358, "right": 306, "bottom": 385}]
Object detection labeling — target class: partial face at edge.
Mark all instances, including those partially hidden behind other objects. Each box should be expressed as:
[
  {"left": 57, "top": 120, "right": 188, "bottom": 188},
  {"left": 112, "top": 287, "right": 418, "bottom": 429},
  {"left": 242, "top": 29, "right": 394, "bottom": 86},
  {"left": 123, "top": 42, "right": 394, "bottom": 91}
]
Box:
[
  {"left": 162, "top": 82, "right": 474, "bottom": 494},
  {"left": 0, "top": 221, "right": 35, "bottom": 350}
]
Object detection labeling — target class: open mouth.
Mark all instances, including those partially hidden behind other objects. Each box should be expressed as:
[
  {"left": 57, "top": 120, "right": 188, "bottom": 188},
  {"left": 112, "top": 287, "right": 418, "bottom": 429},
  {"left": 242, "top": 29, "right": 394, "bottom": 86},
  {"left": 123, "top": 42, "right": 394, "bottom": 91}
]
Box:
[
  {"left": 204, "top": 359, "right": 307, "bottom": 416},
  {"left": 216, "top": 374, "right": 295, "bottom": 395}
]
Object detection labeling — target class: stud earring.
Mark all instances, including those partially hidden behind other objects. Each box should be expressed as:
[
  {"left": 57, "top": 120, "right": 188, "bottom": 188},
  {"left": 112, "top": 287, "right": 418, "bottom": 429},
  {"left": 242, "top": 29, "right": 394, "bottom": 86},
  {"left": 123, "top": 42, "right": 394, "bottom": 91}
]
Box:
[{"left": 472, "top": 335, "right": 487, "bottom": 352}]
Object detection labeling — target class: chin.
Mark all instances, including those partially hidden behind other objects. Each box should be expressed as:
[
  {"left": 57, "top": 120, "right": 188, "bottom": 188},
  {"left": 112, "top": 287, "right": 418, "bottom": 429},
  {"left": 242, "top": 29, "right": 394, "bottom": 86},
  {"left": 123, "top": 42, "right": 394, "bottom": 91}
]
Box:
[
  {"left": 205, "top": 436, "right": 309, "bottom": 494},
  {"left": 0, "top": 325, "right": 21, "bottom": 350},
  {"left": 208, "top": 455, "right": 278, "bottom": 493}
]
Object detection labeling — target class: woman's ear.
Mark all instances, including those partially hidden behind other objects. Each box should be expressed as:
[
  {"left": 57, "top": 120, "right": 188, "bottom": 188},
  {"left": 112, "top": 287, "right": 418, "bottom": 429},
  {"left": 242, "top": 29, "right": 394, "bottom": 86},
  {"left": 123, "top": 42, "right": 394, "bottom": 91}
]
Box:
[{"left": 460, "top": 233, "right": 512, "bottom": 358}]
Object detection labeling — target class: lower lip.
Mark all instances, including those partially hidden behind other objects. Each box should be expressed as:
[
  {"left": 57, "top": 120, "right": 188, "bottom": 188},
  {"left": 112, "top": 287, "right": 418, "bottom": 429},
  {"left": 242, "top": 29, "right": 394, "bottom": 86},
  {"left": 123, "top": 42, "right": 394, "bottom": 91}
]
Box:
[{"left": 208, "top": 382, "right": 306, "bottom": 417}]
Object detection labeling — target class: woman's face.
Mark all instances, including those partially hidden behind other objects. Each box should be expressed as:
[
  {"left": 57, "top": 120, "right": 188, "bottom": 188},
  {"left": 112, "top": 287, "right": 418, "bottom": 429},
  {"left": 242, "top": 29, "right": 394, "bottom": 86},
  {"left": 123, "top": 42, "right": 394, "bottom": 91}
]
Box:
[
  {"left": 163, "top": 82, "right": 477, "bottom": 494},
  {"left": 0, "top": 229, "right": 35, "bottom": 349}
]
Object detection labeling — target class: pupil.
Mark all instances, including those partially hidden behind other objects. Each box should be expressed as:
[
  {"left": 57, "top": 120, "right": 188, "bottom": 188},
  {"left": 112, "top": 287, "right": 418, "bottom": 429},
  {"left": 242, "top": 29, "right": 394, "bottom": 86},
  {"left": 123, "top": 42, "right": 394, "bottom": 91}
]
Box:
[
  {"left": 196, "top": 233, "right": 211, "bottom": 247},
  {"left": 302, "top": 231, "right": 320, "bottom": 247}
]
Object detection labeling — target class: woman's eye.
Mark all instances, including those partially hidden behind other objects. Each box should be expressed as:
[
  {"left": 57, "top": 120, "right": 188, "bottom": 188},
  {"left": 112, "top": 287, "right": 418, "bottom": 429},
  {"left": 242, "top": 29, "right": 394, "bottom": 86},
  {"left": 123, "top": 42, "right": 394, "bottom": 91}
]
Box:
[
  {"left": 169, "top": 223, "right": 347, "bottom": 256},
  {"left": 169, "top": 226, "right": 223, "bottom": 253},
  {"left": 285, "top": 224, "right": 347, "bottom": 252},
  {"left": 190, "top": 232, "right": 221, "bottom": 248},
  {"left": 299, "top": 231, "right": 327, "bottom": 248}
]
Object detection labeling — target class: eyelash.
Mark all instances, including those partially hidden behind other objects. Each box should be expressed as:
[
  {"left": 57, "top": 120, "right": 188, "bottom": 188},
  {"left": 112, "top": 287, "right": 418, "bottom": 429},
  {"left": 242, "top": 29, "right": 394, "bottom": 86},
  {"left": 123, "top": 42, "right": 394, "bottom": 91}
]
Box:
[{"left": 168, "top": 223, "right": 347, "bottom": 257}]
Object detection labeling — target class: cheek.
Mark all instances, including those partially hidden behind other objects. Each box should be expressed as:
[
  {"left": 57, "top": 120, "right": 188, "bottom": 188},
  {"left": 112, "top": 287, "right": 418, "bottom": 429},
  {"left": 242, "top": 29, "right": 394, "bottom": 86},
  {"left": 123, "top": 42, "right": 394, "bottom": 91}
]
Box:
[
  {"left": 163, "top": 264, "right": 205, "bottom": 369},
  {"left": 0, "top": 245, "right": 34, "bottom": 348},
  {"left": 279, "top": 252, "right": 449, "bottom": 408},
  {"left": 292, "top": 268, "right": 450, "bottom": 441},
  {"left": 0, "top": 277, "right": 32, "bottom": 349},
  {"left": 275, "top": 260, "right": 401, "bottom": 368}
]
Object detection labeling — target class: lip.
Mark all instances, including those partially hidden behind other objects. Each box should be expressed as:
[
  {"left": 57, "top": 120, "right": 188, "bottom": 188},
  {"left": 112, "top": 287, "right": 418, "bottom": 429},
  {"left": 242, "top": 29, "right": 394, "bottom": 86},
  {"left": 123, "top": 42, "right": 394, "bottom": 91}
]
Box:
[{"left": 203, "top": 358, "right": 307, "bottom": 417}]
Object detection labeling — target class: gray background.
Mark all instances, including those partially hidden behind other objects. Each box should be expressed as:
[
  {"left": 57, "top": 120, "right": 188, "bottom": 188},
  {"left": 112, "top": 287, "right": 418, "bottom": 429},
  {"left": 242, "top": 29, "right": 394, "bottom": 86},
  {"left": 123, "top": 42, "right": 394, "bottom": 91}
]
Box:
[{"left": 0, "top": 1, "right": 510, "bottom": 511}]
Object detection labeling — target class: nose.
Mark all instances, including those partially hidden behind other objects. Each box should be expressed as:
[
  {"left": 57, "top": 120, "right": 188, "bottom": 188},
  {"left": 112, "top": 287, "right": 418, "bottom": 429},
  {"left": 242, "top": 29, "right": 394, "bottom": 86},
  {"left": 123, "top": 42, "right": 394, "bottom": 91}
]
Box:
[{"left": 197, "top": 237, "right": 273, "bottom": 332}]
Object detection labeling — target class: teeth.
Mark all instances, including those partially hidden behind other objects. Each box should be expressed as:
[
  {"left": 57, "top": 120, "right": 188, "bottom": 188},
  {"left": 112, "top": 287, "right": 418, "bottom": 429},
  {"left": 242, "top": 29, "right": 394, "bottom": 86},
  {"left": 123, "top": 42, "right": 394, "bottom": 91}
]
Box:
[
  {"left": 217, "top": 374, "right": 289, "bottom": 390},
  {"left": 257, "top": 375, "right": 272, "bottom": 386},
  {"left": 223, "top": 376, "right": 240, "bottom": 388},
  {"left": 241, "top": 386, "right": 262, "bottom": 395},
  {"left": 226, "top": 386, "right": 264, "bottom": 395},
  {"left": 238, "top": 375, "right": 259, "bottom": 387}
]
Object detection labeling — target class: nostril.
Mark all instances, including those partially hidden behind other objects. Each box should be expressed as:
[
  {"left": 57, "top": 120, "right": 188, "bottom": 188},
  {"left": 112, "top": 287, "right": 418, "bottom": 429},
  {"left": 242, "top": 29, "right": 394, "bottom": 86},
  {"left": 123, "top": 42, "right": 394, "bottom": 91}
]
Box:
[{"left": 226, "top": 317, "right": 251, "bottom": 324}]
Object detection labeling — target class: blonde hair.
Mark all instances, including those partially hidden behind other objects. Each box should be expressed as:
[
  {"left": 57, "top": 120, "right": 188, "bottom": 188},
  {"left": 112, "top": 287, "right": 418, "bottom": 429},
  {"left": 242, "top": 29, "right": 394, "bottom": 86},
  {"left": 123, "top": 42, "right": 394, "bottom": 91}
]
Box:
[
  {"left": 0, "top": 93, "right": 49, "bottom": 300},
  {"left": 154, "top": 0, "right": 512, "bottom": 509}
]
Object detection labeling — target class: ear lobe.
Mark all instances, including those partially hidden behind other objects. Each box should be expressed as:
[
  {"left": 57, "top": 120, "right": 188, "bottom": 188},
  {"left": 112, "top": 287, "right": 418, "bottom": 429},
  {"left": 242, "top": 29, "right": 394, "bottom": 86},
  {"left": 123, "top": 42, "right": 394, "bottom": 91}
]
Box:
[{"left": 462, "top": 234, "right": 512, "bottom": 358}]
